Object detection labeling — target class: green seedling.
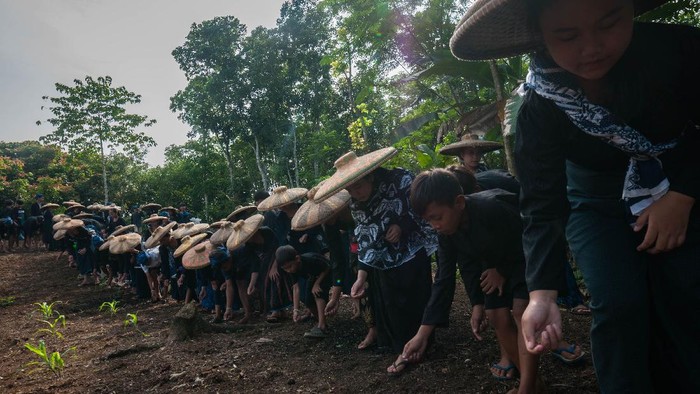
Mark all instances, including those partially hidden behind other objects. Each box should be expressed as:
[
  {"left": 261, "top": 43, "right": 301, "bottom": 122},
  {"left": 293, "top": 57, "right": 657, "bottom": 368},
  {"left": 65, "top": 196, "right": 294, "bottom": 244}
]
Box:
[
  {"left": 24, "top": 340, "right": 74, "bottom": 377},
  {"left": 37, "top": 314, "right": 66, "bottom": 339},
  {"left": 34, "top": 301, "right": 61, "bottom": 319},
  {"left": 0, "top": 296, "right": 15, "bottom": 307},
  {"left": 123, "top": 313, "right": 149, "bottom": 337},
  {"left": 99, "top": 300, "right": 120, "bottom": 316}
]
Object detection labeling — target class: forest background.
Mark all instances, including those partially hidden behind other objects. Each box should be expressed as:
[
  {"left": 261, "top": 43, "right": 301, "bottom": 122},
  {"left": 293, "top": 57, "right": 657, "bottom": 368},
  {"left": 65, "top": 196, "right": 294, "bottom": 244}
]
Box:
[{"left": 2, "top": 0, "right": 698, "bottom": 221}]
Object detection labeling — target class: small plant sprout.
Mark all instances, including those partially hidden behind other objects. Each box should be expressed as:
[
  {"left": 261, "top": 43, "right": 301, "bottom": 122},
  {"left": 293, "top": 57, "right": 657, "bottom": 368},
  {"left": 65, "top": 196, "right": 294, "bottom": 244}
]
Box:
[
  {"left": 37, "top": 314, "right": 67, "bottom": 340},
  {"left": 34, "top": 301, "right": 61, "bottom": 319},
  {"left": 123, "top": 313, "right": 149, "bottom": 337},
  {"left": 99, "top": 300, "right": 120, "bottom": 316},
  {"left": 0, "top": 296, "right": 15, "bottom": 307},
  {"left": 24, "top": 340, "right": 74, "bottom": 377}
]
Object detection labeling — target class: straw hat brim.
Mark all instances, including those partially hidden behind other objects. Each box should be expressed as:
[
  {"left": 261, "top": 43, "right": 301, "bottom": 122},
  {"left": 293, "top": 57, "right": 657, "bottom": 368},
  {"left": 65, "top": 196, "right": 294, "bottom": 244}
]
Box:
[
  {"left": 439, "top": 139, "right": 503, "bottom": 156},
  {"left": 182, "top": 223, "right": 210, "bottom": 237},
  {"left": 210, "top": 223, "right": 235, "bottom": 246},
  {"left": 86, "top": 204, "right": 103, "bottom": 211},
  {"left": 52, "top": 214, "right": 67, "bottom": 223},
  {"left": 98, "top": 236, "right": 115, "bottom": 251},
  {"left": 226, "top": 214, "right": 264, "bottom": 251},
  {"left": 171, "top": 223, "right": 194, "bottom": 240},
  {"left": 109, "top": 233, "right": 142, "bottom": 254},
  {"left": 66, "top": 204, "right": 86, "bottom": 212},
  {"left": 72, "top": 213, "right": 93, "bottom": 219},
  {"left": 53, "top": 219, "right": 84, "bottom": 231},
  {"left": 315, "top": 147, "right": 398, "bottom": 202},
  {"left": 226, "top": 206, "right": 257, "bottom": 221},
  {"left": 257, "top": 188, "right": 308, "bottom": 211},
  {"left": 174, "top": 233, "right": 208, "bottom": 258},
  {"left": 110, "top": 224, "right": 136, "bottom": 237},
  {"left": 62, "top": 201, "right": 79, "bottom": 207},
  {"left": 42, "top": 203, "right": 60, "bottom": 210},
  {"left": 144, "top": 221, "right": 177, "bottom": 249},
  {"left": 53, "top": 229, "right": 67, "bottom": 241},
  {"left": 450, "top": 0, "right": 669, "bottom": 60},
  {"left": 182, "top": 241, "right": 214, "bottom": 270},
  {"left": 161, "top": 206, "right": 178, "bottom": 213},
  {"left": 143, "top": 215, "right": 168, "bottom": 225},
  {"left": 140, "top": 203, "right": 162, "bottom": 211},
  {"left": 292, "top": 190, "right": 351, "bottom": 231}
]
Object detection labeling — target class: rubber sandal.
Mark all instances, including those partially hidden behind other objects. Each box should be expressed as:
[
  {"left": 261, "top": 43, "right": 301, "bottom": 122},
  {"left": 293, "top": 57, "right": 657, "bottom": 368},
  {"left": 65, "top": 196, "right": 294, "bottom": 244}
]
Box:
[
  {"left": 303, "top": 327, "right": 326, "bottom": 339},
  {"left": 490, "top": 362, "right": 518, "bottom": 381},
  {"left": 570, "top": 304, "right": 591, "bottom": 315},
  {"left": 552, "top": 344, "right": 586, "bottom": 365},
  {"left": 387, "top": 356, "right": 410, "bottom": 377}
]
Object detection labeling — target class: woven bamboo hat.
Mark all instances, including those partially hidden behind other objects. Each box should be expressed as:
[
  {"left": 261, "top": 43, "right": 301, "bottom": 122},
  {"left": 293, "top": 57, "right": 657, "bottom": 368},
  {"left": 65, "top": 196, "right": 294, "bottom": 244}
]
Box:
[
  {"left": 109, "top": 233, "right": 142, "bottom": 254},
  {"left": 210, "top": 221, "right": 235, "bottom": 246},
  {"left": 292, "top": 183, "right": 351, "bottom": 231},
  {"left": 450, "top": 0, "right": 669, "bottom": 60},
  {"left": 66, "top": 204, "right": 86, "bottom": 213},
  {"left": 174, "top": 233, "right": 208, "bottom": 258},
  {"left": 53, "top": 217, "right": 84, "bottom": 231},
  {"left": 226, "top": 214, "right": 264, "bottom": 251},
  {"left": 171, "top": 222, "right": 194, "bottom": 240},
  {"left": 314, "top": 147, "right": 398, "bottom": 202},
  {"left": 257, "top": 187, "right": 308, "bottom": 211},
  {"left": 52, "top": 214, "right": 67, "bottom": 223},
  {"left": 110, "top": 224, "right": 136, "bottom": 237},
  {"left": 143, "top": 214, "right": 168, "bottom": 225},
  {"left": 53, "top": 229, "right": 67, "bottom": 241},
  {"left": 209, "top": 220, "right": 227, "bottom": 229},
  {"left": 182, "top": 223, "right": 210, "bottom": 238},
  {"left": 41, "top": 203, "right": 60, "bottom": 210},
  {"left": 144, "top": 221, "right": 177, "bottom": 249},
  {"left": 226, "top": 205, "right": 258, "bottom": 221},
  {"left": 86, "top": 203, "right": 103, "bottom": 211},
  {"left": 140, "top": 203, "right": 162, "bottom": 211},
  {"left": 101, "top": 204, "right": 121, "bottom": 212},
  {"left": 62, "top": 200, "right": 79, "bottom": 207},
  {"left": 439, "top": 134, "right": 503, "bottom": 156},
  {"left": 73, "top": 212, "right": 93, "bottom": 220},
  {"left": 161, "top": 206, "right": 178, "bottom": 213},
  {"left": 99, "top": 235, "right": 115, "bottom": 251},
  {"left": 182, "top": 240, "right": 214, "bottom": 269}
]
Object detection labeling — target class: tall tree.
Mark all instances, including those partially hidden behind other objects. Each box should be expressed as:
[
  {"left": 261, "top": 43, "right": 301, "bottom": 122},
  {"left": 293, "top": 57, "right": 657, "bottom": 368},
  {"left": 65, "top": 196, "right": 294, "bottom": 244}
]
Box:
[{"left": 38, "top": 76, "right": 156, "bottom": 203}]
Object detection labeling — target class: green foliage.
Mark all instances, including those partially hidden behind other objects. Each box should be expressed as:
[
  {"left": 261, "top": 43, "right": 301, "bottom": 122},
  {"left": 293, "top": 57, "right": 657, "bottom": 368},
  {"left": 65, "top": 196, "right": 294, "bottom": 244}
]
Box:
[
  {"left": 99, "top": 300, "right": 119, "bottom": 316},
  {"left": 24, "top": 340, "right": 73, "bottom": 378},
  {"left": 123, "top": 313, "right": 149, "bottom": 337},
  {"left": 0, "top": 296, "right": 15, "bottom": 307},
  {"left": 37, "top": 315, "right": 66, "bottom": 340},
  {"left": 34, "top": 301, "right": 61, "bottom": 319}
]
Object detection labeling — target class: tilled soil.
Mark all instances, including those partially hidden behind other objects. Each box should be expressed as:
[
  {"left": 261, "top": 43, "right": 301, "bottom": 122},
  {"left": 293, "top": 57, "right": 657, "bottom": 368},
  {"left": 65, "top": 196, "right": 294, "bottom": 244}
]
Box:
[{"left": 0, "top": 251, "right": 598, "bottom": 393}]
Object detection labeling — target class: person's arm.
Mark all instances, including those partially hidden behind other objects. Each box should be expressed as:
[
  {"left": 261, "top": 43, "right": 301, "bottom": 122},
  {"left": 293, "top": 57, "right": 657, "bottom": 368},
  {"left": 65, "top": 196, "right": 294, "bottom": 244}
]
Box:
[
  {"left": 312, "top": 266, "right": 330, "bottom": 298},
  {"left": 247, "top": 272, "right": 258, "bottom": 295},
  {"left": 224, "top": 278, "right": 234, "bottom": 320},
  {"left": 291, "top": 282, "right": 301, "bottom": 322},
  {"left": 351, "top": 268, "right": 368, "bottom": 299},
  {"left": 421, "top": 236, "right": 459, "bottom": 327}
]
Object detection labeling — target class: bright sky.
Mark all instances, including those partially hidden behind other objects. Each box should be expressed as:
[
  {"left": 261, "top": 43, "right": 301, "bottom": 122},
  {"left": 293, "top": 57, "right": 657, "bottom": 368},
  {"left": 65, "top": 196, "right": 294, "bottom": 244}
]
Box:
[{"left": 0, "top": 0, "right": 286, "bottom": 166}]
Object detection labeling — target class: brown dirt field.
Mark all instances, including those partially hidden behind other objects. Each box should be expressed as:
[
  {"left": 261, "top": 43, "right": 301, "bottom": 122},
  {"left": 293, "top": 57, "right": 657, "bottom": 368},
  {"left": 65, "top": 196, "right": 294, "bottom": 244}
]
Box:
[{"left": 0, "top": 251, "right": 598, "bottom": 393}]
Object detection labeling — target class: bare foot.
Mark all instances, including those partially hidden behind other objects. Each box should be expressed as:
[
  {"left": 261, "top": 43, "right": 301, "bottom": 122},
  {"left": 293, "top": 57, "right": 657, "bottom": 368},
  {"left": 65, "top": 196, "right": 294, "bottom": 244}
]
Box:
[
  {"left": 357, "top": 328, "right": 377, "bottom": 350},
  {"left": 237, "top": 314, "right": 251, "bottom": 324},
  {"left": 387, "top": 354, "right": 409, "bottom": 376}
]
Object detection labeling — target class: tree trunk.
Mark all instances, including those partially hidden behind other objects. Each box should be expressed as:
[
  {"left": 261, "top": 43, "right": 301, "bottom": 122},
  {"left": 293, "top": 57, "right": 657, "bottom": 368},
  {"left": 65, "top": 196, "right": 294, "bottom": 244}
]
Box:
[
  {"left": 292, "top": 125, "right": 299, "bottom": 187},
  {"left": 489, "top": 60, "right": 517, "bottom": 175},
  {"left": 100, "top": 139, "right": 109, "bottom": 203},
  {"left": 253, "top": 135, "right": 269, "bottom": 190}
]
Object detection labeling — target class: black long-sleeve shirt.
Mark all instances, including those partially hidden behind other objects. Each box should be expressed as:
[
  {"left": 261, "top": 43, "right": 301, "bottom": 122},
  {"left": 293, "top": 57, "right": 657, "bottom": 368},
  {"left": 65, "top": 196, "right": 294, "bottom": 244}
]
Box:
[
  {"left": 515, "top": 22, "right": 700, "bottom": 292},
  {"left": 422, "top": 189, "right": 525, "bottom": 326}
]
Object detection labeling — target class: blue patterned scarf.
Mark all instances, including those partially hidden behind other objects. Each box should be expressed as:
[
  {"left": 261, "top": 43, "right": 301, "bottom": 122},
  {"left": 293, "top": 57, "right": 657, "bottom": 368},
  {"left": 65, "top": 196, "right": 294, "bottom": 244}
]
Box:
[{"left": 522, "top": 55, "right": 677, "bottom": 216}]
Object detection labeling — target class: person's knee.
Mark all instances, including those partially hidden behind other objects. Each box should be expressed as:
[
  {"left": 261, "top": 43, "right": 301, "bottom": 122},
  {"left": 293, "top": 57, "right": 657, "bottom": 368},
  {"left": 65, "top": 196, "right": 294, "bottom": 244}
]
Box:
[{"left": 486, "top": 308, "right": 513, "bottom": 330}]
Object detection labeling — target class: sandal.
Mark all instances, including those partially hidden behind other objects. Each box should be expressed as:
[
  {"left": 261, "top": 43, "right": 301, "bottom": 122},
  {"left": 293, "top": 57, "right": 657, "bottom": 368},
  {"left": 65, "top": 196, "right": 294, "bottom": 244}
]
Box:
[
  {"left": 570, "top": 304, "right": 591, "bottom": 315},
  {"left": 387, "top": 356, "right": 410, "bottom": 377},
  {"left": 303, "top": 326, "right": 326, "bottom": 339},
  {"left": 490, "top": 362, "right": 518, "bottom": 381},
  {"left": 552, "top": 344, "right": 586, "bottom": 365}
]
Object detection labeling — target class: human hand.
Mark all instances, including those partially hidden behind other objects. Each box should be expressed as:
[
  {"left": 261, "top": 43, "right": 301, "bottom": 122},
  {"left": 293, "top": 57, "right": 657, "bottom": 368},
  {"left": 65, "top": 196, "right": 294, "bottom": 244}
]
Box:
[
  {"left": 521, "top": 290, "right": 562, "bottom": 354},
  {"left": 219, "top": 281, "right": 227, "bottom": 291},
  {"left": 211, "top": 281, "right": 218, "bottom": 291},
  {"left": 470, "top": 304, "right": 488, "bottom": 340},
  {"left": 247, "top": 282, "right": 256, "bottom": 296},
  {"left": 312, "top": 283, "right": 322, "bottom": 298},
  {"left": 177, "top": 275, "right": 184, "bottom": 287},
  {"left": 351, "top": 278, "right": 366, "bottom": 299},
  {"left": 78, "top": 248, "right": 86, "bottom": 255},
  {"left": 635, "top": 191, "right": 694, "bottom": 254},
  {"left": 224, "top": 308, "right": 233, "bottom": 321},
  {"left": 324, "top": 298, "right": 338, "bottom": 316},
  {"left": 268, "top": 265, "right": 279, "bottom": 281},
  {"left": 402, "top": 334, "right": 429, "bottom": 363},
  {"left": 293, "top": 309, "right": 300, "bottom": 323},
  {"left": 299, "top": 234, "right": 309, "bottom": 243},
  {"left": 480, "top": 268, "right": 505, "bottom": 296},
  {"left": 385, "top": 224, "right": 402, "bottom": 244}
]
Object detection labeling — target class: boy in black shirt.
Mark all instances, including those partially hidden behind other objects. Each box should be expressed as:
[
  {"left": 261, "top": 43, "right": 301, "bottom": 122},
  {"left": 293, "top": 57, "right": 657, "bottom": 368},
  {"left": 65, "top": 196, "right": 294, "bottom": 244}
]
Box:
[
  {"left": 276, "top": 245, "right": 331, "bottom": 339},
  {"left": 403, "top": 169, "right": 541, "bottom": 393}
]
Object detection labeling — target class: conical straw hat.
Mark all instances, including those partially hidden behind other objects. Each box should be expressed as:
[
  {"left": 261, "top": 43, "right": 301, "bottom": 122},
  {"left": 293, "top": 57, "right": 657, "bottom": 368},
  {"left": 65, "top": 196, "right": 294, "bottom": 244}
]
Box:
[
  {"left": 52, "top": 214, "right": 67, "bottom": 223},
  {"left": 110, "top": 224, "right": 135, "bottom": 237},
  {"left": 140, "top": 203, "right": 162, "bottom": 211},
  {"left": 226, "top": 205, "right": 257, "bottom": 221},
  {"left": 42, "top": 203, "right": 60, "bottom": 210},
  {"left": 66, "top": 204, "right": 86, "bottom": 212},
  {"left": 210, "top": 221, "right": 235, "bottom": 246},
  {"left": 109, "top": 233, "right": 142, "bottom": 254},
  {"left": 72, "top": 212, "right": 93, "bottom": 220},
  {"left": 257, "top": 187, "right": 308, "bottom": 211},
  {"left": 161, "top": 206, "right": 178, "bottom": 213},
  {"left": 292, "top": 184, "right": 351, "bottom": 231},
  {"left": 174, "top": 233, "right": 207, "bottom": 258},
  {"left": 438, "top": 134, "right": 503, "bottom": 156},
  {"left": 314, "top": 147, "right": 398, "bottom": 202},
  {"left": 99, "top": 235, "right": 115, "bottom": 251},
  {"left": 143, "top": 214, "right": 168, "bottom": 225},
  {"left": 53, "top": 217, "right": 84, "bottom": 231},
  {"left": 449, "top": 0, "right": 668, "bottom": 61},
  {"left": 209, "top": 220, "right": 228, "bottom": 229},
  {"left": 182, "top": 240, "right": 214, "bottom": 270},
  {"left": 144, "top": 221, "right": 177, "bottom": 249},
  {"left": 53, "top": 229, "right": 67, "bottom": 241},
  {"left": 86, "top": 204, "right": 103, "bottom": 211},
  {"left": 182, "top": 223, "right": 209, "bottom": 237},
  {"left": 226, "top": 214, "right": 264, "bottom": 251},
  {"left": 171, "top": 222, "right": 194, "bottom": 240},
  {"left": 62, "top": 200, "right": 79, "bottom": 207}
]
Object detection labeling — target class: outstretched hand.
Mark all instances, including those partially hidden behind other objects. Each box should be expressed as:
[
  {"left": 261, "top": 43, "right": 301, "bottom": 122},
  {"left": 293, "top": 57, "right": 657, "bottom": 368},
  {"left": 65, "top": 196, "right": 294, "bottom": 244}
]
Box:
[{"left": 521, "top": 290, "right": 562, "bottom": 354}]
